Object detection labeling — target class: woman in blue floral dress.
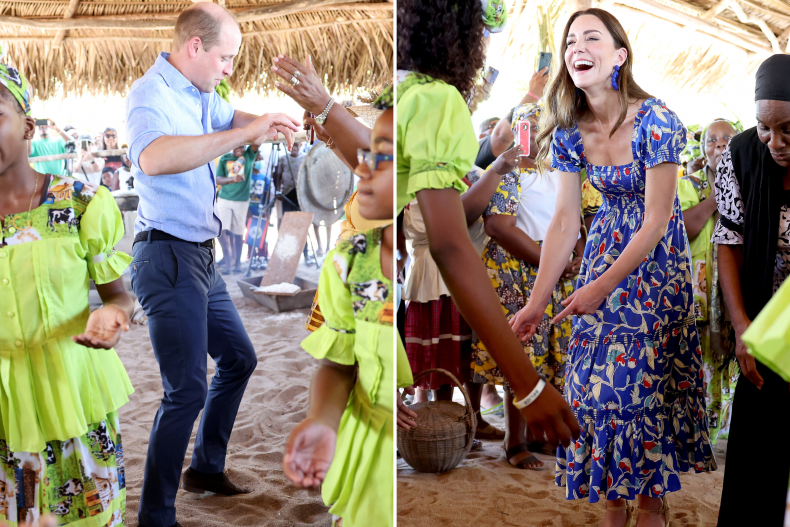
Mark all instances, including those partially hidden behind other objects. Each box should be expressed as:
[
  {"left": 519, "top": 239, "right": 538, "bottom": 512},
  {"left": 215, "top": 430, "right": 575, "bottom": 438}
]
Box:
[{"left": 510, "top": 9, "right": 715, "bottom": 527}]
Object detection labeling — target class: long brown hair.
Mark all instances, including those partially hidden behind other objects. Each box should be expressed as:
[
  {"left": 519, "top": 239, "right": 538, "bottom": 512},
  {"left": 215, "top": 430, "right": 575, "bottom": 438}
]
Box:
[{"left": 535, "top": 9, "right": 652, "bottom": 168}]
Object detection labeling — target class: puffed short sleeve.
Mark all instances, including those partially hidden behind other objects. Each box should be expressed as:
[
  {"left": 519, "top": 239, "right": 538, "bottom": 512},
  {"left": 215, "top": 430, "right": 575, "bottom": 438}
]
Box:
[
  {"left": 301, "top": 245, "right": 357, "bottom": 365},
  {"left": 78, "top": 185, "right": 133, "bottom": 284},
  {"left": 484, "top": 171, "right": 521, "bottom": 217},
  {"left": 712, "top": 146, "right": 744, "bottom": 245},
  {"left": 397, "top": 79, "right": 474, "bottom": 212},
  {"left": 550, "top": 127, "right": 584, "bottom": 173},
  {"left": 635, "top": 100, "right": 687, "bottom": 169}
]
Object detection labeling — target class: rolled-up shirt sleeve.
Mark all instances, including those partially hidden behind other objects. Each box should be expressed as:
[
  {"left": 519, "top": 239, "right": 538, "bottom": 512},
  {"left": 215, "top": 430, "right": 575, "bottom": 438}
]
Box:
[
  {"left": 210, "top": 92, "right": 236, "bottom": 132},
  {"left": 126, "top": 80, "right": 173, "bottom": 171}
]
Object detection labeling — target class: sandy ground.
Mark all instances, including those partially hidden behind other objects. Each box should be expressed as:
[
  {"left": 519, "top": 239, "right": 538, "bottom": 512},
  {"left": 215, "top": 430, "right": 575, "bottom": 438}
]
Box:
[
  {"left": 114, "top": 262, "right": 331, "bottom": 527},
  {"left": 397, "top": 395, "right": 727, "bottom": 527}
]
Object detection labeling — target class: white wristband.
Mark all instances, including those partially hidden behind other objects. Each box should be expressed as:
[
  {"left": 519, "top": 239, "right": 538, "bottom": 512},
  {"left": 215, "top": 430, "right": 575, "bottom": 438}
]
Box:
[{"left": 513, "top": 378, "right": 546, "bottom": 409}]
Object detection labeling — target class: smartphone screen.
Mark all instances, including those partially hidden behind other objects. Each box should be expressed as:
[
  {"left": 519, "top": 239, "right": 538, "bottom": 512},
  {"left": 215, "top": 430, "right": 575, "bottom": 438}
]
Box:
[
  {"left": 35, "top": 119, "right": 48, "bottom": 126},
  {"left": 514, "top": 120, "right": 530, "bottom": 157},
  {"left": 538, "top": 52, "right": 552, "bottom": 74}
]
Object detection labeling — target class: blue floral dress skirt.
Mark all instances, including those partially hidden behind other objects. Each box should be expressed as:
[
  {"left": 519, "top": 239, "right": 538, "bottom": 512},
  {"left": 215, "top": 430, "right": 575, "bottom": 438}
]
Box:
[{"left": 550, "top": 99, "right": 716, "bottom": 503}]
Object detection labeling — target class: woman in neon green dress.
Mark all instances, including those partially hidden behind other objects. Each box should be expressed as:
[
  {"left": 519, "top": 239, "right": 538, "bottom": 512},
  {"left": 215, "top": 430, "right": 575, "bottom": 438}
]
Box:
[
  {"left": 677, "top": 118, "right": 742, "bottom": 443},
  {"left": 283, "top": 93, "right": 407, "bottom": 527},
  {"left": 0, "top": 60, "right": 134, "bottom": 526},
  {"left": 396, "top": 0, "right": 580, "bottom": 448}
]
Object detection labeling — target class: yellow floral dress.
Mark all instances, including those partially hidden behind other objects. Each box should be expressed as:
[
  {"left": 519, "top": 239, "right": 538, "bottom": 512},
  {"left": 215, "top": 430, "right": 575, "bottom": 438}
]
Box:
[{"left": 470, "top": 168, "right": 573, "bottom": 391}]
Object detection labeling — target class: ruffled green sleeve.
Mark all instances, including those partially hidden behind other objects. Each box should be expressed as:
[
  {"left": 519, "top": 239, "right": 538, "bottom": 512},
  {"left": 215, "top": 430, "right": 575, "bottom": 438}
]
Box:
[
  {"left": 301, "top": 246, "right": 357, "bottom": 365},
  {"left": 396, "top": 78, "right": 476, "bottom": 213},
  {"left": 78, "top": 186, "right": 133, "bottom": 284}
]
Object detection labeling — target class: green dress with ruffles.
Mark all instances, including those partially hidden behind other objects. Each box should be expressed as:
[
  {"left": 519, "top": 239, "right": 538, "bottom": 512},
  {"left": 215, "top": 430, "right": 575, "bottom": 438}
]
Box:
[
  {"left": 0, "top": 175, "right": 133, "bottom": 526},
  {"left": 301, "top": 227, "right": 410, "bottom": 527}
]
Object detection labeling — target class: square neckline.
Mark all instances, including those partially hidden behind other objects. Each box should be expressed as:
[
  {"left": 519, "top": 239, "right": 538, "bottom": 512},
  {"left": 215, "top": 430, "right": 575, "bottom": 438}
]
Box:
[{"left": 574, "top": 98, "right": 653, "bottom": 171}]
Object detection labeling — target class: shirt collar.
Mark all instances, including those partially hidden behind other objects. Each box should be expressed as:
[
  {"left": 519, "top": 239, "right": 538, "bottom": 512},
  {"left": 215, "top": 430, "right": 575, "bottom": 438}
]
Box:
[{"left": 154, "top": 52, "right": 195, "bottom": 92}]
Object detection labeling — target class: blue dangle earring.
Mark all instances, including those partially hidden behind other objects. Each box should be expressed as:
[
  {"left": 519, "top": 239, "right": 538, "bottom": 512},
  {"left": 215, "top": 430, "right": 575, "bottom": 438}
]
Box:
[{"left": 611, "top": 65, "right": 621, "bottom": 90}]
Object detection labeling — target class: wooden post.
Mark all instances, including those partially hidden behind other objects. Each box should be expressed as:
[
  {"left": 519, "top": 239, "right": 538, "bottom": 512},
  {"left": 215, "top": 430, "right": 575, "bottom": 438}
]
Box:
[{"left": 53, "top": 0, "right": 81, "bottom": 47}]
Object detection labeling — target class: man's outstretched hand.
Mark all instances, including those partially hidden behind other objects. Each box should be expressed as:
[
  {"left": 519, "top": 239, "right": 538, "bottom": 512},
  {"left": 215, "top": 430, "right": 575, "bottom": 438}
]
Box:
[{"left": 245, "top": 113, "right": 301, "bottom": 150}]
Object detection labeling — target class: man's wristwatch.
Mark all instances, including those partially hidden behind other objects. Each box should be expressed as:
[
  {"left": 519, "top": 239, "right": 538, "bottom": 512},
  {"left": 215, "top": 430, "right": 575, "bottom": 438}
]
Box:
[{"left": 315, "top": 98, "right": 334, "bottom": 125}]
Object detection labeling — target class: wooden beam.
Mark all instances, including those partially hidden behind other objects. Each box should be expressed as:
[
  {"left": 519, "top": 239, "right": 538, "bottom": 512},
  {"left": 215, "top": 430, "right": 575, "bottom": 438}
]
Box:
[
  {"left": 725, "top": 0, "right": 781, "bottom": 53},
  {"left": 614, "top": 0, "right": 773, "bottom": 54},
  {"left": 0, "top": 0, "right": 379, "bottom": 30},
  {"left": 0, "top": 16, "right": 392, "bottom": 42},
  {"left": 700, "top": 0, "right": 727, "bottom": 21},
  {"left": 234, "top": 0, "right": 365, "bottom": 23},
  {"left": 53, "top": 0, "right": 81, "bottom": 47},
  {"left": 737, "top": 0, "right": 790, "bottom": 24}
]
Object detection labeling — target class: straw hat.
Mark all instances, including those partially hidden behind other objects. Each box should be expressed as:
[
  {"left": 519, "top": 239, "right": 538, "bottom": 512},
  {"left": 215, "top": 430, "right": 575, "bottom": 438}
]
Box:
[{"left": 296, "top": 142, "right": 354, "bottom": 226}]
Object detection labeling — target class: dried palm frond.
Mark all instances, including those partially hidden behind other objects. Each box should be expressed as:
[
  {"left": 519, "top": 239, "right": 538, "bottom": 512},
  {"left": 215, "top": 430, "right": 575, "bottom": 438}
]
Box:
[{"left": 0, "top": 0, "right": 393, "bottom": 100}]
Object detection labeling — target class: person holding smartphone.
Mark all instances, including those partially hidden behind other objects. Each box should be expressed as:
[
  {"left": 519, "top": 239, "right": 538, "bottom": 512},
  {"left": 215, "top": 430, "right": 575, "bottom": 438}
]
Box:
[
  {"left": 28, "top": 118, "right": 71, "bottom": 176},
  {"left": 475, "top": 66, "right": 550, "bottom": 168},
  {"left": 74, "top": 134, "right": 105, "bottom": 184}
]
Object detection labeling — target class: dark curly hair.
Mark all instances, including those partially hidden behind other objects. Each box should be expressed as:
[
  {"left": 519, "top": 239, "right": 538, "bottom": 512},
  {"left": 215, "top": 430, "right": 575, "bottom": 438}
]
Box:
[{"left": 397, "top": 0, "right": 486, "bottom": 101}]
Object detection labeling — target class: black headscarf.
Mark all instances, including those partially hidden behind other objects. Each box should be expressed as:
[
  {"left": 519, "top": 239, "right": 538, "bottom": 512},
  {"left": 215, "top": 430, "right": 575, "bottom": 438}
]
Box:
[{"left": 724, "top": 54, "right": 790, "bottom": 320}]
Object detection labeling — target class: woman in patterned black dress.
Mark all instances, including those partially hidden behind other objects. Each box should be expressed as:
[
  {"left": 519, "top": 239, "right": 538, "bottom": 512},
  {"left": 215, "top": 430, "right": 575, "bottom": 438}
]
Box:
[{"left": 714, "top": 54, "right": 790, "bottom": 527}]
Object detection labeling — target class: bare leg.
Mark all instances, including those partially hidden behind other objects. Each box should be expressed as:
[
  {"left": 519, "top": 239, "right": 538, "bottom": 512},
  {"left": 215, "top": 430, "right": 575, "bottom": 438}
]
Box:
[
  {"left": 464, "top": 382, "right": 496, "bottom": 431},
  {"left": 217, "top": 230, "right": 232, "bottom": 272},
  {"left": 600, "top": 498, "right": 629, "bottom": 527},
  {"left": 433, "top": 384, "right": 454, "bottom": 402},
  {"left": 232, "top": 234, "right": 244, "bottom": 271},
  {"left": 503, "top": 385, "right": 542, "bottom": 468},
  {"left": 635, "top": 496, "right": 666, "bottom": 527},
  {"left": 414, "top": 387, "right": 430, "bottom": 404}
]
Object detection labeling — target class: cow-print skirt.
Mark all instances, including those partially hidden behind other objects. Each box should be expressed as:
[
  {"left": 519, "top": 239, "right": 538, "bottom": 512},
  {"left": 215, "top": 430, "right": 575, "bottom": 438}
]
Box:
[{"left": 0, "top": 412, "right": 125, "bottom": 527}]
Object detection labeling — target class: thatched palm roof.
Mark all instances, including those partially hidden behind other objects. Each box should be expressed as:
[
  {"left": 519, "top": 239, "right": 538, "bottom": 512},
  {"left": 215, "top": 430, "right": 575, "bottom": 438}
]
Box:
[
  {"left": 0, "top": 0, "right": 393, "bottom": 99},
  {"left": 502, "top": 0, "right": 789, "bottom": 96}
]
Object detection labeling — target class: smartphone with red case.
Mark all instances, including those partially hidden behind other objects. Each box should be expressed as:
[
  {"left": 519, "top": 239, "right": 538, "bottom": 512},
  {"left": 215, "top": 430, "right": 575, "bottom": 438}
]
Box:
[{"left": 514, "top": 120, "right": 530, "bottom": 157}]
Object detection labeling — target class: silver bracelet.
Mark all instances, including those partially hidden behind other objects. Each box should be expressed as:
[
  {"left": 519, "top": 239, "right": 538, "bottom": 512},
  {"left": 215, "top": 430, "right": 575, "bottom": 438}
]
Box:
[
  {"left": 315, "top": 98, "right": 334, "bottom": 125},
  {"left": 513, "top": 378, "right": 546, "bottom": 409}
]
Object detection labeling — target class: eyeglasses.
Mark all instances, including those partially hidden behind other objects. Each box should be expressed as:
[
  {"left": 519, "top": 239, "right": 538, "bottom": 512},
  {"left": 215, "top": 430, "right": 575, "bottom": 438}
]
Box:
[
  {"left": 357, "top": 149, "right": 393, "bottom": 171},
  {"left": 104, "top": 134, "right": 117, "bottom": 138}
]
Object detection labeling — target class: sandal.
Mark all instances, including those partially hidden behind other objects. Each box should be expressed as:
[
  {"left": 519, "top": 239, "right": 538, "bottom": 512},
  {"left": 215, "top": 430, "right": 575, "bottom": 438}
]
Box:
[
  {"left": 502, "top": 443, "right": 544, "bottom": 470},
  {"left": 605, "top": 499, "right": 633, "bottom": 527},
  {"left": 635, "top": 496, "right": 670, "bottom": 527},
  {"left": 475, "top": 423, "right": 506, "bottom": 440}
]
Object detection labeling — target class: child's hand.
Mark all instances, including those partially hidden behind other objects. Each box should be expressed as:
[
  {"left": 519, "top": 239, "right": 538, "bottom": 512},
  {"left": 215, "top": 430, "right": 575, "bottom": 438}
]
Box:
[
  {"left": 284, "top": 417, "right": 337, "bottom": 487},
  {"left": 397, "top": 386, "right": 419, "bottom": 430},
  {"left": 491, "top": 144, "right": 525, "bottom": 175},
  {"left": 2, "top": 516, "right": 57, "bottom": 527},
  {"left": 72, "top": 304, "right": 130, "bottom": 350}
]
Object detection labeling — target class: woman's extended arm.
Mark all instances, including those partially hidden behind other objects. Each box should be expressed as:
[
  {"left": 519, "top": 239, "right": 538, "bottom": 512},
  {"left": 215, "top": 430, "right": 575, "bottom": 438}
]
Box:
[
  {"left": 551, "top": 163, "right": 677, "bottom": 322},
  {"left": 417, "top": 187, "right": 580, "bottom": 447},
  {"left": 484, "top": 214, "right": 541, "bottom": 267},
  {"left": 717, "top": 244, "right": 762, "bottom": 388},
  {"left": 509, "top": 171, "right": 583, "bottom": 337},
  {"left": 460, "top": 145, "right": 524, "bottom": 226}
]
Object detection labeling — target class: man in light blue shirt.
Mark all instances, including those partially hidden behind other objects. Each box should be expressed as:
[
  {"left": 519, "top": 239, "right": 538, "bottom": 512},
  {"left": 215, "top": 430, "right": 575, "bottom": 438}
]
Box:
[{"left": 125, "top": 4, "right": 300, "bottom": 527}]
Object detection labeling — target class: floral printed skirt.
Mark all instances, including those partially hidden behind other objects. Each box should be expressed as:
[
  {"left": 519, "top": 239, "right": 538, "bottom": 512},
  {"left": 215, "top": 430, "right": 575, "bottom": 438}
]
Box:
[
  {"left": 471, "top": 241, "right": 573, "bottom": 391},
  {"left": 556, "top": 322, "right": 717, "bottom": 502},
  {"left": 0, "top": 412, "right": 125, "bottom": 527}
]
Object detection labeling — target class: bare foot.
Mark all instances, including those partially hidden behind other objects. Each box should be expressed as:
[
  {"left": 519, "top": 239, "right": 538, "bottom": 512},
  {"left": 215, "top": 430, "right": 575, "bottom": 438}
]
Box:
[
  {"left": 414, "top": 387, "right": 430, "bottom": 404},
  {"left": 481, "top": 384, "right": 503, "bottom": 408},
  {"left": 503, "top": 443, "right": 543, "bottom": 469}
]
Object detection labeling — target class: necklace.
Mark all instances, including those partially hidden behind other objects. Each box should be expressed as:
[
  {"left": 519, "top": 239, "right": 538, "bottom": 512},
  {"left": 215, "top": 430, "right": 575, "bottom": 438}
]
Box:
[{"left": 7, "top": 172, "right": 41, "bottom": 234}]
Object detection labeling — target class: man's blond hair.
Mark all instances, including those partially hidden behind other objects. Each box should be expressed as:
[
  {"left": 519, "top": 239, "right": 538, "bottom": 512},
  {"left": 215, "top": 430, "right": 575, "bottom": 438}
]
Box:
[{"left": 173, "top": 4, "right": 237, "bottom": 52}]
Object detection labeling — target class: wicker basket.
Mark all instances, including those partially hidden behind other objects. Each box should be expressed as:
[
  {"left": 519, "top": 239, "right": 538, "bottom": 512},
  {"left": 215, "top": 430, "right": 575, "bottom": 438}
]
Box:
[{"left": 397, "top": 368, "right": 477, "bottom": 473}]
